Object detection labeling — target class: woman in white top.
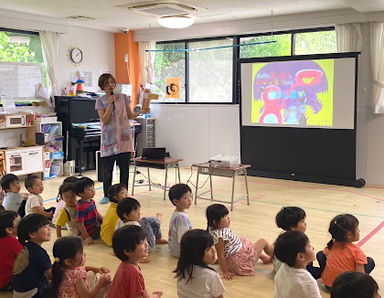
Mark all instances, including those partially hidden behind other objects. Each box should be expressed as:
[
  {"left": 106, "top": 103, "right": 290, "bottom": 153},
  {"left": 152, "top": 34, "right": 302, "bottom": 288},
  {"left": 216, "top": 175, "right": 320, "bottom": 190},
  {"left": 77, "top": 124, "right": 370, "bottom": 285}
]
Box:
[{"left": 174, "top": 229, "right": 225, "bottom": 298}]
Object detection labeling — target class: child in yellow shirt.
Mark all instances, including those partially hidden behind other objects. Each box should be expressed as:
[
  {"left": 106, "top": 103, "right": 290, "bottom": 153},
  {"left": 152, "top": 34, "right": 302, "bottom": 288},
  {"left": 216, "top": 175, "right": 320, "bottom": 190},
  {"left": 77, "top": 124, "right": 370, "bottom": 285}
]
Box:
[{"left": 55, "top": 183, "right": 78, "bottom": 237}]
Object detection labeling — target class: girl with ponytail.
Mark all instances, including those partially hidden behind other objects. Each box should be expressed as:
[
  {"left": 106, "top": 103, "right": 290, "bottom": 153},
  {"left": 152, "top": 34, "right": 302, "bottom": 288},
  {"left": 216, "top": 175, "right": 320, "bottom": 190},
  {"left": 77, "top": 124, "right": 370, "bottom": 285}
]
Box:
[
  {"left": 49, "top": 236, "right": 111, "bottom": 297},
  {"left": 318, "top": 214, "right": 375, "bottom": 289}
]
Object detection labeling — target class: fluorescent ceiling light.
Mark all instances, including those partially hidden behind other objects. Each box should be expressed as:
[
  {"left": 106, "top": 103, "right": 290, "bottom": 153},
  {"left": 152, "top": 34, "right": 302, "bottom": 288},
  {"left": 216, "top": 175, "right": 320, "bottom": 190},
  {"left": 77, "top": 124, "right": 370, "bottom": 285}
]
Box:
[{"left": 157, "top": 14, "right": 195, "bottom": 29}]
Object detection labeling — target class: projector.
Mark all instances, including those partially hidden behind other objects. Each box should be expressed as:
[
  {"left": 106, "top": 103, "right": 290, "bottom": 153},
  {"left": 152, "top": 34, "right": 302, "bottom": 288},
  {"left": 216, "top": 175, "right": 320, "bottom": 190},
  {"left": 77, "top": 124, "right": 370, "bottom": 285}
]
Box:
[{"left": 209, "top": 155, "right": 239, "bottom": 168}]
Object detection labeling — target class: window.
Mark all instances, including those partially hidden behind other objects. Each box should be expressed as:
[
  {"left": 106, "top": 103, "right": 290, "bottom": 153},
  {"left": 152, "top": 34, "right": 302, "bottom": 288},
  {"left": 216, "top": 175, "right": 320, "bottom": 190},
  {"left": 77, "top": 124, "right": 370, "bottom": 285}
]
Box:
[
  {"left": 294, "top": 30, "right": 337, "bottom": 55},
  {"left": 153, "top": 27, "right": 336, "bottom": 104},
  {"left": 240, "top": 34, "right": 291, "bottom": 58},
  {"left": 0, "top": 29, "right": 44, "bottom": 64},
  {"left": 189, "top": 39, "right": 233, "bottom": 102},
  {"left": 154, "top": 42, "right": 185, "bottom": 102}
]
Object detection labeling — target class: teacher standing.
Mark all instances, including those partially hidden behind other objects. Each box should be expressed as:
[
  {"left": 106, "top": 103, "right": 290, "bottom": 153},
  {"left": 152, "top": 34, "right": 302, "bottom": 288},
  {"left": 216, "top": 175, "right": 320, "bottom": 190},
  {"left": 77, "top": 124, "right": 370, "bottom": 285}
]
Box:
[{"left": 95, "top": 73, "right": 147, "bottom": 204}]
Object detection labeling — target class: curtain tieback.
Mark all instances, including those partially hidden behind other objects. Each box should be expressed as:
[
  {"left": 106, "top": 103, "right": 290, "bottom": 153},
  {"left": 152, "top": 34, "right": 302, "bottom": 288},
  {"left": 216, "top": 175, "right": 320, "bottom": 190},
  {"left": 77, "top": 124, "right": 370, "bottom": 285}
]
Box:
[{"left": 374, "top": 80, "right": 384, "bottom": 88}]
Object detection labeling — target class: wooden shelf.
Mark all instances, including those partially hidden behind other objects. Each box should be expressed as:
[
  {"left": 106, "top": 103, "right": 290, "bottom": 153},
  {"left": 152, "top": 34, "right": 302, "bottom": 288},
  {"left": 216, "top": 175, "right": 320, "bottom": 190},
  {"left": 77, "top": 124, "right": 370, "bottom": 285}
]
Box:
[{"left": 0, "top": 125, "right": 35, "bottom": 130}]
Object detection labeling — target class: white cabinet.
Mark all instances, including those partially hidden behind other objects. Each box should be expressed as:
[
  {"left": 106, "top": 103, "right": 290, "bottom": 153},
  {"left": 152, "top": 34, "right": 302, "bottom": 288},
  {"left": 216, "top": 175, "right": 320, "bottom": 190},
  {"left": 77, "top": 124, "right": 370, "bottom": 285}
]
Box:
[{"left": 4, "top": 146, "right": 43, "bottom": 175}]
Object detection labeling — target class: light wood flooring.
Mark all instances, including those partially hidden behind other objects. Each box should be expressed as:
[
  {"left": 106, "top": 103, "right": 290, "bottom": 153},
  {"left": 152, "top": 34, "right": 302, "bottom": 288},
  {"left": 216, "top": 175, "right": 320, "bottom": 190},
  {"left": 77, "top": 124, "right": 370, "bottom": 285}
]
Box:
[{"left": 2, "top": 166, "right": 384, "bottom": 298}]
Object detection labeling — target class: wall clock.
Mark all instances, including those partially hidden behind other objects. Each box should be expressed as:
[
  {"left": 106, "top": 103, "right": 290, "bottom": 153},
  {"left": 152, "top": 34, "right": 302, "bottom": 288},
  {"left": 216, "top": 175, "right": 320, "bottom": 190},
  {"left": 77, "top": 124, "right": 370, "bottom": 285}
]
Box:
[{"left": 70, "top": 47, "right": 83, "bottom": 64}]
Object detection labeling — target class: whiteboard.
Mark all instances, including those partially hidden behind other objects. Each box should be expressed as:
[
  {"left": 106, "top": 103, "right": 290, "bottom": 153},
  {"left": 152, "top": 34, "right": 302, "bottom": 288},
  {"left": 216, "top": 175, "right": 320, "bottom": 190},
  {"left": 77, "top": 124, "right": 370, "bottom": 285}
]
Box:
[{"left": 0, "top": 62, "right": 44, "bottom": 99}]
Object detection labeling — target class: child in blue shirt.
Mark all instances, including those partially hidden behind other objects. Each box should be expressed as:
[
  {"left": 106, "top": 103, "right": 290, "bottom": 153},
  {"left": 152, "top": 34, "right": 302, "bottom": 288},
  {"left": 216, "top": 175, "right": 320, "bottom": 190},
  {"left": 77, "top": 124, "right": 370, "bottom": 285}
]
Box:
[
  {"left": 0, "top": 174, "right": 27, "bottom": 217},
  {"left": 12, "top": 213, "right": 52, "bottom": 297}
]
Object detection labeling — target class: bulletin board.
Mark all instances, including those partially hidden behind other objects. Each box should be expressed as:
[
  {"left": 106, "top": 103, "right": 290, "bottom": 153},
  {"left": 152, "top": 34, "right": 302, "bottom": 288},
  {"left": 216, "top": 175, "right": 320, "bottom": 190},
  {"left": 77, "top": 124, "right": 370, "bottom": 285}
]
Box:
[{"left": 0, "top": 61, "right": 44, "bottom": 99}]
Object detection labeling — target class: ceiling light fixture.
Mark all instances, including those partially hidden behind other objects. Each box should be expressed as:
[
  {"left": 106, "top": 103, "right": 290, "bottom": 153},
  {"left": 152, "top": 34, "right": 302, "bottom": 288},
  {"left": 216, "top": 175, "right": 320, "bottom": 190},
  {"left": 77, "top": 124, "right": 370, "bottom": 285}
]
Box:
[{"left": 157, "top": 14, "right": 195, "bottom": 29}]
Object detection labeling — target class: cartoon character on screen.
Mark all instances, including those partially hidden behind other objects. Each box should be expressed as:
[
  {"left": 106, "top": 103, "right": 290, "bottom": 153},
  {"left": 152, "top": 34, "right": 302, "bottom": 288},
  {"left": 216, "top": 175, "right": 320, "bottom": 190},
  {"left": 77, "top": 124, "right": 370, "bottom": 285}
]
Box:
[
  {"left": 254, "top": 61, "right": 328, "bottom": 125},
  {"left": 257, "top": 85, "right": 286, "bottom": 124}
]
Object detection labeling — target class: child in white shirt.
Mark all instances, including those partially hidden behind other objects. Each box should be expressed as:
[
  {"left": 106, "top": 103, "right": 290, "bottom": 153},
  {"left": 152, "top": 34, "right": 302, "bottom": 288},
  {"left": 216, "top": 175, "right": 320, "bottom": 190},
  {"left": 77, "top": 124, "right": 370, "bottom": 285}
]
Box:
[
  {"left": 174, "top": 229, "right": 225, "bottom": 298},
  {"left": 168, "top": 184, "right": 193, "bottom": 258},
  {"left": 274, "top": 231, "right": 321, "bottom": 298},
  {"left": 24, "top": 175, "right": 55, "bottom": 219}
]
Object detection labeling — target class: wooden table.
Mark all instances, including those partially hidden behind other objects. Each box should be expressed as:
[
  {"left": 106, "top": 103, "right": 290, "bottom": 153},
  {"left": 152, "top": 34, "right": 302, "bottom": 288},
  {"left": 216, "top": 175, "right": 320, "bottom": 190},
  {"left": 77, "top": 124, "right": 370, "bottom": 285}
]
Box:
[
  {"left": 131, "top": 157, "right": 183, "bottom": 201},
  {"left": 192, "top": 163, "right": 251, "bottom": 211}
]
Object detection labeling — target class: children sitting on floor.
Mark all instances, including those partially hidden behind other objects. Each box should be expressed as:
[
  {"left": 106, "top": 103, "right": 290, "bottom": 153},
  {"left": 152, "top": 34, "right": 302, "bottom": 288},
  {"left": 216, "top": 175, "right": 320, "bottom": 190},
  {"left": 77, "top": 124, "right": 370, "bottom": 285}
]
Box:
[
  {"left": 206, "top": 203, "right": 273, "bottom": 279},
  {"left": 0, "top": 210, "right": 22, "bottom": 291},
  {"left": 1, "top": 174, "right": 27, "bottom": 217},
  {"left": 100, "top": 183, "right": 128, "bottom": 247},
  {"left": 12, "top": 213, "right": 52, "bottom": 298},
  {"left": 274, "top": 230, "right": 321, "bottom": 298},
  {"left": 25, "top": 175, "right": 55, "bottom": 219},
  {"left": 168, "top": 183, "right": 193, "bottom": 258},
  {"left": 319, "top": 214, "right": 375, "bottom": 289},
  {"left": 174, "top": 229, "right": 226, "bottom": 298},
  {"left": 49, "top": 236, "right": 111, "bottom": 297},
  {"left": 115, "top": 197, "right": 167, "bottom": 261},
  {"left": 55, "top": 182, "right": 79, "bottom": 238},
  {"left": 52, "top": 176, "right": 78, "bottom": 224},
  {"left": 108, "top": 225, "right": 163, "bottom": 298},
  {"left": 74, "top": 177, "right": 103, "bottom": 245},
  {"left": 0, "top": 171, "right": 5, "bottom": 206}
]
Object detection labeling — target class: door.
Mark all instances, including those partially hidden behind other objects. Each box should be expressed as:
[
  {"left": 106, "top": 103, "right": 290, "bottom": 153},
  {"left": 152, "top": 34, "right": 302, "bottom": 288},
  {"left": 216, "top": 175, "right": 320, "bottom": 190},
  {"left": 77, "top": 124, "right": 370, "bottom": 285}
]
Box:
[{"left": 24, "top": 148, "right": 43, "bottom": 174}]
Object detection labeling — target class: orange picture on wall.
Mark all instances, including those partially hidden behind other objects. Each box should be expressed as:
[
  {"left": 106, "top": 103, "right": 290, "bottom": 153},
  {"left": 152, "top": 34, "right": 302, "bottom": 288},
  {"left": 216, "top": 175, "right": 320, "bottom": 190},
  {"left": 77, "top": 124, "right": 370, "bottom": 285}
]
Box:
[{"left": 165, "top": 78, "right": 180, "bottom": 99}]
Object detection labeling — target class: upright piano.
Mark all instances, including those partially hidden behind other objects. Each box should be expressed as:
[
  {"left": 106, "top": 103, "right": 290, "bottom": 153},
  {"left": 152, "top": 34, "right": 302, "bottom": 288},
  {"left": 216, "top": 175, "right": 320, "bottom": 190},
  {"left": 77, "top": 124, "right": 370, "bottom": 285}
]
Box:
[
  {"left": 55, "top": 96, "right": 142, "bottom": 175},
  {"left": 55, "top": 96, "right": 101, "bottom": 174}
]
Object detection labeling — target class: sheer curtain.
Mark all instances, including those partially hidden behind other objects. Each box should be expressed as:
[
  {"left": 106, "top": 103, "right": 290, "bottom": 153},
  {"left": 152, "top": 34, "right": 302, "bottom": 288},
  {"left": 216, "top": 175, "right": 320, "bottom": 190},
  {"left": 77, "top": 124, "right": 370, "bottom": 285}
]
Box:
[
  {"left": 139, "top": 41, "right": 156, "bottom": 88},
  {"left": 335, "top": 23, "right": 363, "bottom": 52},
  {"left": 39, "top": 30, "right": 61, "bottom": 98},
  {"left": 370, "top": 22, "right": 384, "bottom": 113}
]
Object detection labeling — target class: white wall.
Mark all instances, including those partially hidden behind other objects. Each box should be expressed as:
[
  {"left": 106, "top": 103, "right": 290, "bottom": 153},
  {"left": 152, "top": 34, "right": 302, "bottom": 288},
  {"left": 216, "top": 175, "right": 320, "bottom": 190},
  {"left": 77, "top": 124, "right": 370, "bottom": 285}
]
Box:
[
  {"left": 150, "top": 104, "right": 240, "bottom": 166},
  {"left": 57, "top": 26, "right": 115, "bottom": 93}
]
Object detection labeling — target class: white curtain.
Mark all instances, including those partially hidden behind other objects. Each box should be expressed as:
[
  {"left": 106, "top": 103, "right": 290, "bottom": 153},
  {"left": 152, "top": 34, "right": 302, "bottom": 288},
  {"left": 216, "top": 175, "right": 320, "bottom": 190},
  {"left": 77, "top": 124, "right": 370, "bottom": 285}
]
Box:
[
  {"left": 39, "top": 30, "right": 61, "bottom": 98},
  {"left": 370, "top": 22, "right": 384, "bottom": 113},
  {"left": 335, "top": 23, "right": 363, "bottom": 52},
  {"left": 139, "top": 41, "right": 156, "bottom": 88}
]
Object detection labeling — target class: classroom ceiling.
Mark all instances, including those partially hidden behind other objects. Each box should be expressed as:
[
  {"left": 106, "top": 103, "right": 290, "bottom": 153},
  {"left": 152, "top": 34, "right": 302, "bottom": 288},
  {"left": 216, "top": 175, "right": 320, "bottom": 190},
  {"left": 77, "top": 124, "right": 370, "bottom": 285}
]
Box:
[{"left": 0, "top": 0, "right": 383, "bottom": 32}]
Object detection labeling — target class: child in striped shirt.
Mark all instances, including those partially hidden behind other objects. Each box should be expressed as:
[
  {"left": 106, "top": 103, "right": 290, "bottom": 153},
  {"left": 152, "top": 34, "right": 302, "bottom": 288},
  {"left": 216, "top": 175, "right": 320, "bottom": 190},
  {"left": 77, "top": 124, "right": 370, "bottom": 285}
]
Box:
[{"left": 206, "top": 204, "right": 273, "bottom": 279}]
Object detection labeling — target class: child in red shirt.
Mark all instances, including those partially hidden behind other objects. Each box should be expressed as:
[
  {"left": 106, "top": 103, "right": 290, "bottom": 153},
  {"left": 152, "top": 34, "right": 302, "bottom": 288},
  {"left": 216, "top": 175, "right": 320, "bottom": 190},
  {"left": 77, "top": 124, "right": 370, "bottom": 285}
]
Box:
[
  {"left": 0, "top": 210, "right": 22, "bottom": 291},
  {"left": 107, "top": 225, "right": 163, "bottom": 298}
]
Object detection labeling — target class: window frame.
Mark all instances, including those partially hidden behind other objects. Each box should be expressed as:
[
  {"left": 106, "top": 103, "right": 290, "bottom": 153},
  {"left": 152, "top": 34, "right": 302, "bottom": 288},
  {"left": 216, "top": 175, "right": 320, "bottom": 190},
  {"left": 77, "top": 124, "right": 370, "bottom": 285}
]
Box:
[{"left": 154, "top": 26, "right": 336, "bottom": 105}]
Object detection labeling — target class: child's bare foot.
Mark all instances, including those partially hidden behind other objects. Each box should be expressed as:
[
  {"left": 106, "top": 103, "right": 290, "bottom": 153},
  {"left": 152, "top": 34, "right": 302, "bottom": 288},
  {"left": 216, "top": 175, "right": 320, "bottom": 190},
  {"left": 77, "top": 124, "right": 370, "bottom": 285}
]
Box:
[
  {"left": 156, "top": 213, "right": 163, "bottom": 224},
  {"left": 260, "top": 254, "right": 272, "bottom": 264},
  {"left": 139, "top": 257, "right": 151, "bottom": 263},
  {"left": 155, "top": 238, "right": 168, "bottom": 244}
]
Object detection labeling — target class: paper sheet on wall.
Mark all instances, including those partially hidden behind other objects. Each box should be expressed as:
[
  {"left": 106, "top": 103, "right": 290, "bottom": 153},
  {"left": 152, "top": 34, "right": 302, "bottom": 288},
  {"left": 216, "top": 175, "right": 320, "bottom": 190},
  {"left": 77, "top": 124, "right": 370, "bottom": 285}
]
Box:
[
  {"left": 165, "top": 78, "right": 180, "bottom": 99},
  {"left": 83, "top": 71, "right": 92, "bottom": 87},
  {"left": 1, "top": 96, "right": 16, "bottom": 112}
]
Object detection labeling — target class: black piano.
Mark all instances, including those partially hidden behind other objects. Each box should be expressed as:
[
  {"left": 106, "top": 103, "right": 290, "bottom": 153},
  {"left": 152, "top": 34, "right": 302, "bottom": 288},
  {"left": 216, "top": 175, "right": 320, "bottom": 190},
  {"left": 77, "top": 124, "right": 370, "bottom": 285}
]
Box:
[
  {"left": 55, "top": 96, "right": 101, "bottom": 175},
  {"left": 55, "top": 96, "right": 142, "bottom": 176}
]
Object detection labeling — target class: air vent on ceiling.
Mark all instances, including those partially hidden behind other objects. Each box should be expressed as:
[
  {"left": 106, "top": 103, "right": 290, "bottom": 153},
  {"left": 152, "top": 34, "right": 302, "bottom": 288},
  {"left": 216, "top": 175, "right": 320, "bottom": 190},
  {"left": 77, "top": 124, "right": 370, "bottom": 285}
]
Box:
[
  {"left": 66, "top": 15, "right": 96, "bottom": 21},
  {"left": 118, "top": 1, "right": 198, "bottom": 17}
]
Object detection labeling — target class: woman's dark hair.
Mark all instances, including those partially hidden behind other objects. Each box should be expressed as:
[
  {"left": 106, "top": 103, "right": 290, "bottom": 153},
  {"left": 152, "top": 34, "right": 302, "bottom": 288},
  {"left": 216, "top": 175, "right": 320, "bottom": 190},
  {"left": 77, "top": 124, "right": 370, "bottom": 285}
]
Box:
[
  {"left": 73, "top": 177, "right": 94, "bottom": 196},
  {"left": 58, "top": 183, "right": 74, "bottom": 197},
  {"left": 275, "top": 207, "right": 306, "bottom": 231},
  {"left": 331, "top": 271, "right": 379, "bottom": 298},
  {"left": 0, "top": 174, "right": 19, "bottom": 192},
  {"left": 173, "top": 229, "right": 215, "bottom": 283},
  {"left": 108, "top": 183, "right": 127, "bottom": 203},
  {"left": 168, "top": 184, "right": 192, "bottom": 206},
  {"left": 116, "top": 197, "right": 140, "bottom": 221},
  {"left": 98, "top": 73, "right": 116, "bottom": 90},
  {"left": 0, "top": 210, "right": 18, "bottom": 238},
  {"left": 112, "top": 225, "right": 146, "bottom": 262},
  {"left": 274, "top": 231, "right": 309, "bottom": 267},
  {"left": 206, "top": 204, "right": 229, "bottom": 229},
  {"left": 327, "top": 214, "right": 359, "bottom": 250},
  {"left": 24, "top": 175, "right": 40, "bottom": 190},
  {"left": 17, "top": 213, "right": 50, "bottom": 245},
  {"left": 49, "top": 237, "right": 83, "bottom": 298}
]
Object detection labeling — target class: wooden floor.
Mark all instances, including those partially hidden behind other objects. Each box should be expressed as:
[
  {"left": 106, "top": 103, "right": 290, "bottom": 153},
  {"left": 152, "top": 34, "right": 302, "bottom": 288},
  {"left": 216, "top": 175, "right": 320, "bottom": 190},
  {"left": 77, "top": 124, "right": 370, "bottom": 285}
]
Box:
[{"left": 4, "top": 166, "right": 384, "bottom": 298}]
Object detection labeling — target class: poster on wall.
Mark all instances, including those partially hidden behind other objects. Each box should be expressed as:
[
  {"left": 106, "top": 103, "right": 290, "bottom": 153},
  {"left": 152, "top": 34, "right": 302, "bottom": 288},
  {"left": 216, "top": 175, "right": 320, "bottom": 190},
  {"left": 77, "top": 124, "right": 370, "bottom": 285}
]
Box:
[{"left": 165, "top": 78, "right": 180, "bottom": 99}]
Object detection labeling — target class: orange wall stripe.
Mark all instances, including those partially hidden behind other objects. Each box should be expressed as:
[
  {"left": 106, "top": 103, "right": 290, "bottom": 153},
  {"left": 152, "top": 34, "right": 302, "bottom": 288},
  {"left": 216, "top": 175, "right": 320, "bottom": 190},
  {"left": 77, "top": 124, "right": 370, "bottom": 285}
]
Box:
[{"left": 114, "top": 31, "right": 141, "bottom": 107}]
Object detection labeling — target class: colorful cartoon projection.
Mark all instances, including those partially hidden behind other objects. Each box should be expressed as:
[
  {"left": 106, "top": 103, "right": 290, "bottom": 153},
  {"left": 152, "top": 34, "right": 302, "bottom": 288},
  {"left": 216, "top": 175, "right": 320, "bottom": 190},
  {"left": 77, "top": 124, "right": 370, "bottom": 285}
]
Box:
[{"left": 252, "top": 60, "right": 334, "bottom": 126}]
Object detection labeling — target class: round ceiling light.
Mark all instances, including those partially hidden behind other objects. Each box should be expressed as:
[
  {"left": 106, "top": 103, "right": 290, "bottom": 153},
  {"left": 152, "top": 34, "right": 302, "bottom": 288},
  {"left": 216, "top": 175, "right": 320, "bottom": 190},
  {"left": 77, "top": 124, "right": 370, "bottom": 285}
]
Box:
[{"left": 157, "top": 14, "right": 195, "bottom": 29}]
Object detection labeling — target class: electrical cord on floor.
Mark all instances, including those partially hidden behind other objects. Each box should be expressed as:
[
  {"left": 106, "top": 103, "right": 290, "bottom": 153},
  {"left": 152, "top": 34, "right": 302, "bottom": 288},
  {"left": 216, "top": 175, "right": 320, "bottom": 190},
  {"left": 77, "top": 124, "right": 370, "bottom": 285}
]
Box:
[{"left": 186, "top": 164, "right": 213, "bottom": 190}]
